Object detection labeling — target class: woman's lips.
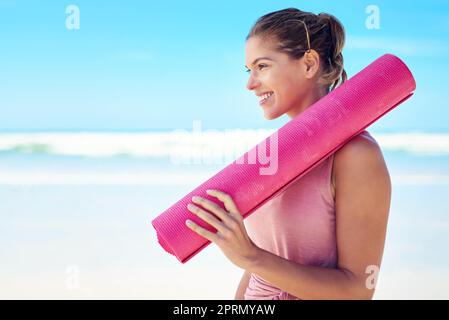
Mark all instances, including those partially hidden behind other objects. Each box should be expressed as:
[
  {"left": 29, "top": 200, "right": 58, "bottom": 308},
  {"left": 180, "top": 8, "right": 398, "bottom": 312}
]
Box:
[{"left": 259, "top": 92, "right": 274, "bottom": 106}]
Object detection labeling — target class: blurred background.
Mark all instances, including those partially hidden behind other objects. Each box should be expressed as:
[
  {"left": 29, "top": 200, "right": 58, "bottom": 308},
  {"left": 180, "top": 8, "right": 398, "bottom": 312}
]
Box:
[{"left": 1, "top": 0, "right": 449, "bottom": 299}]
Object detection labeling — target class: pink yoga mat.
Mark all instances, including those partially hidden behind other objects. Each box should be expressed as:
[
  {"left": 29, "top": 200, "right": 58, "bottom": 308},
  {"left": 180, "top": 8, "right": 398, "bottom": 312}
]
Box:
[{"left": 151, "top": 53, "right": 416, "bottom": 263}]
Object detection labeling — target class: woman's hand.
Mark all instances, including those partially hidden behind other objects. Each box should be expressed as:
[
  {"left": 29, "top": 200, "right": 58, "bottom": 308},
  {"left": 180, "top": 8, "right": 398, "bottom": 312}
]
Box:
[{"left": 185, "top": 189, "right": 260, "bottom": 269}]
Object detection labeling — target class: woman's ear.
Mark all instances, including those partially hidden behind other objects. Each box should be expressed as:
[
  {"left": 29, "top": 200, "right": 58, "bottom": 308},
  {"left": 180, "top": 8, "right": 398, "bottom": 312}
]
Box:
[{"left": 303, "top": 49, "right": 321, "bottom": 79}]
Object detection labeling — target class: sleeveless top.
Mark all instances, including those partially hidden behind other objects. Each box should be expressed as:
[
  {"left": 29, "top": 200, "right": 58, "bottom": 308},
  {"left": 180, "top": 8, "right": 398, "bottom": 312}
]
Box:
[{"left": 243, "top": 150, "right": 337, "bottom": 300}]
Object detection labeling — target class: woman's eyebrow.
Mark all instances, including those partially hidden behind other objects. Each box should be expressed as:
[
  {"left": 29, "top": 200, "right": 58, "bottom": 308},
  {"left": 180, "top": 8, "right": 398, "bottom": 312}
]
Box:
[{"left": 245, "top": 57, "right": 274, "bottom": 69}]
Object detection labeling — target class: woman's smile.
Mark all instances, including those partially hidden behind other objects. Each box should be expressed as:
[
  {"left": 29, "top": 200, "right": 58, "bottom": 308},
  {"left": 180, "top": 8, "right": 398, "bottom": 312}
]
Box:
[{"left": 258, "top": 91, "right": 274, "bottom": 106}]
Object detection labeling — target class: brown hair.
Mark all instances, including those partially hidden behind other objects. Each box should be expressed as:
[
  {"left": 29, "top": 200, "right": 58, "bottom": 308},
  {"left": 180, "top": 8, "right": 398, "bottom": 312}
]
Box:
[{"left": 246, "top": 8, "right": 347, "bottom": 92}]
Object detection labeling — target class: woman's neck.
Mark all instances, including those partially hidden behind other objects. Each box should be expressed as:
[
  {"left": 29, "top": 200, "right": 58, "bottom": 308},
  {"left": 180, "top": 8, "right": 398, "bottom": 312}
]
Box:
[{"left": 286, "top": 86, "right": 328, "bottom": 119}]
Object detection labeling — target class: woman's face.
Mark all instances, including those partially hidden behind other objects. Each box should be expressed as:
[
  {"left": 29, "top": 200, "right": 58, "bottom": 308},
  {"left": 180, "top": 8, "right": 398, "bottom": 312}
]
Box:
[{"left": 245, "top": 36, "right": 317, "bottom": 120}]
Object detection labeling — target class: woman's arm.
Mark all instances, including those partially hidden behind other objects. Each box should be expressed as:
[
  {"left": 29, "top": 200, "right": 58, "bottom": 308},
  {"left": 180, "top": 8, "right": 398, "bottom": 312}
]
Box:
[
  {"left": 246, "top": 135, "right": 391, "bottom": 299},
  {"left": 234, "top": 270, "right": 252, "bottom": 300}
]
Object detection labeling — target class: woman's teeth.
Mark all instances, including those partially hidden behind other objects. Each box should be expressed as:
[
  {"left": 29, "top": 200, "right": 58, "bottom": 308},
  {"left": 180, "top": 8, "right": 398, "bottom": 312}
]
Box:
[{"left": 259, "top": 92, "right": 274, "bottom": 104}]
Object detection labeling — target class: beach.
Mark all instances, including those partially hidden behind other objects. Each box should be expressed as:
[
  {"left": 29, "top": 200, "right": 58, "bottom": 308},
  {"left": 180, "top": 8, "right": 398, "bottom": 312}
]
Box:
[{"left": 1, "top": 130, "right": 449, "bottom": 299}]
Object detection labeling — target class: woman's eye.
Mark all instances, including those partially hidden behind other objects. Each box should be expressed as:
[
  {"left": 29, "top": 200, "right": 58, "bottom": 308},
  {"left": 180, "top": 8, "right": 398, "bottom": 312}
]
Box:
[{"left": 245, "top": 64, "right": 268, "bottom": 73}]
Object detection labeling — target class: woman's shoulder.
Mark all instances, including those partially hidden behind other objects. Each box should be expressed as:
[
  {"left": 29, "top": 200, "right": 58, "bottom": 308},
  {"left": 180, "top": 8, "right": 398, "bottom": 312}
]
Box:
[
  {"left": 338, "top": 130, "right": 380, "bottom": 155},
  {"left": 331, "top": 130, "right": 388, "bottom": 193}
]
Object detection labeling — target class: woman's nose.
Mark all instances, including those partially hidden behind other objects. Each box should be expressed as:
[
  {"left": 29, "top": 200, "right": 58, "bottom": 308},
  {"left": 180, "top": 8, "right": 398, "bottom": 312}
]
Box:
[{"left": 246, "top": 73, "right": 260, "bottom": 91}]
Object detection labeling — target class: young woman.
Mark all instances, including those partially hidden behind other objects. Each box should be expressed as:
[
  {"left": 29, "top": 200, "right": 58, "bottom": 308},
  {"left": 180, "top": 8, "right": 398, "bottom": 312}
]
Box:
[{"left": 185, "top": 8, "right": 391, "bottom": 300}]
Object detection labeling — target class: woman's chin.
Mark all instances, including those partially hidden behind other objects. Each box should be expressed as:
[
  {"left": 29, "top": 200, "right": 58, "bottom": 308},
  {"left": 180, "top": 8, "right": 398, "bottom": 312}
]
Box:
[
  {"left": 263, "top": 110, "right": 281, "bottom": 120},
  {"left": 260, "top": 101, "right": 283, "bottom": 120}
]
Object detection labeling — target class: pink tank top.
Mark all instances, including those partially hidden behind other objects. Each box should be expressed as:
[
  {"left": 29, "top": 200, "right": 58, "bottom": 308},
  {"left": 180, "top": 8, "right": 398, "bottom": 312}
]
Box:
[{"left": 243, "top": 151, "right": 337, "bottom": 300}]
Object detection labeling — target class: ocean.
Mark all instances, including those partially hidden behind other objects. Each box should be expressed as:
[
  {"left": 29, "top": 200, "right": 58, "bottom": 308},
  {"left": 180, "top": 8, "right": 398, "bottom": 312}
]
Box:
[{"left": 1, "top": 129, "right": 449, "bottom": 299}]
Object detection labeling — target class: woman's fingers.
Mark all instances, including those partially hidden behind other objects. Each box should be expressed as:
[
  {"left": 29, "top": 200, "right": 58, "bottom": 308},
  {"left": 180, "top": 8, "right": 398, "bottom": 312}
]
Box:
[
  {"left": 185, "top": 219, "right": 217, "bottom": 243},
  {"left": 186, "top": 189, "right": 244, "bottom": 242},
  {"left": 205, "top": 189, "right": 242, "bottom": 220},
  {"left": 191, "top": 196, "right": 233, "bottom": 224},
  {"left": 187, "top": 203, "right": 227, "bottom": 234}
]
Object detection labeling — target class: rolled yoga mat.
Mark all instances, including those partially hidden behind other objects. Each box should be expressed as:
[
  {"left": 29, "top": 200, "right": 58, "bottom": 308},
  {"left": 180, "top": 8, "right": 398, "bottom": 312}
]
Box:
[{"left": 151, "top": 53, "right": 416, "bottom": 263}]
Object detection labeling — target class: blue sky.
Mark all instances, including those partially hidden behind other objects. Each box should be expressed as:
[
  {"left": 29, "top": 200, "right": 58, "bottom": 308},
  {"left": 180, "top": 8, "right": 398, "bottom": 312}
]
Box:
[{"left": 0, "top": 0, "right": 448, "bottom": 131}]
